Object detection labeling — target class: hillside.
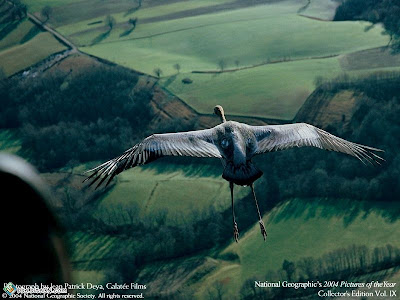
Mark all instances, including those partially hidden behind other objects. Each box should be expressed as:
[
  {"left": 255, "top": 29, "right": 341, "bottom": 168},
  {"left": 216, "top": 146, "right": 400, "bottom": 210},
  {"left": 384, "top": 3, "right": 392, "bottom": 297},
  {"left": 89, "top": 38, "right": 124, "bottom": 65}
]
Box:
[
  {"left": 1, "top": 1, "right": 400, "bottom": 299},
  {"left": 0, "top": 2, "right": 67, "bottom": 76},
  {"left": 18, "top": 0, "right": 400, "bottom": 121}
]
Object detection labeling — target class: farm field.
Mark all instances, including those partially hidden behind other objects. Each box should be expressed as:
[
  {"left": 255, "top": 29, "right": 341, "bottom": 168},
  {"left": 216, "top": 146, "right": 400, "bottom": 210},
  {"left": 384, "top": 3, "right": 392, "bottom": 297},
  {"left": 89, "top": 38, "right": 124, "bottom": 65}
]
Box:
[
  {"left": 195, "top": 197, "right": 400, "bottom": 298},
  {"left": 0, "top": 31, "right": 66, "bottom": 76},
  {"left": 65, "top": 197, "right": 400, "bottom": 298},
  {"left": 162, "top": 57, "right": 342, "bottom": 120},
  {"left": 1, "top": 0, "right": 399, "bottom": 298},
  {"left": 91, "top": 160, "right": 250, "bottom": 225},
  {"left": 0, "top": 15, "right": 66, "bottom": 76},
  {"left": 78, "top": 2, "right": 388, "bottom": 73}
]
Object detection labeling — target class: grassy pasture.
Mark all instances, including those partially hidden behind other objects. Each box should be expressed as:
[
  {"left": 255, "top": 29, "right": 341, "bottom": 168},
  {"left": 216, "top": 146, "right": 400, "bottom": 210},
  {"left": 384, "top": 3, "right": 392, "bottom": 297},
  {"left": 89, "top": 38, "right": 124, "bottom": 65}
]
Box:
[
  {"left": 56, "top": 0, "right": 234, "bottom": 37},
  {"left": 79, "top": 2, "right": 389, "bottom": 72},
  {"left": 195, "top": 197, "right": 400, "bottom": 298},
  {"left": 298, "top": 0, "right": 339, "bottom": 20},
  {"left": 22, "top": 0, "right": 83, "bottom": 14},
  {"left": 24, "top": 0, "right": 234, "bottom": 28},
  {"left": 74, "top": 0, "right": 391, "bottom": 119},
  {"left": 162, "top": 57, "right": 342, "bottom": 120},
  {"left": 0, "top": 31, "right": 66, "bottom": 76},
  {"left": 93, "top": 160, "right": 250, "bottom": 225},
  {"left": 19, "top": 0, "right": 395, "bottom": 120},
  {"left": 66, "top": 196, "right": 400, "bottom": 298},
  {"left": 0, "top": 19, "right": 41, "bottom": 50}
]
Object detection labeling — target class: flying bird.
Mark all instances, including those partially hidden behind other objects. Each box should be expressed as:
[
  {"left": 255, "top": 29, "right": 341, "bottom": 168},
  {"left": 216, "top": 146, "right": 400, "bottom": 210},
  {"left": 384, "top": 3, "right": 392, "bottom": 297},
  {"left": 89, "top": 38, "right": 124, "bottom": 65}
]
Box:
[{"left": 84, "top": 105, "right": 383, "bottom": 242}]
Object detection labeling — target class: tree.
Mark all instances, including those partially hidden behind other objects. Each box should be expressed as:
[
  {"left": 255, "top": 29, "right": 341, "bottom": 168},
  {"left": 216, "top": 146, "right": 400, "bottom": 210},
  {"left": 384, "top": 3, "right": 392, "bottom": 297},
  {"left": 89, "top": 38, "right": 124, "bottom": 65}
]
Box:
[
  {"left": 153, "top": 67, "right": 162, "bottom": 79},
  {"left": 218, "top": 59, "right": 226, "bottom": 72},
  {"left": 41, "top": 5, "right": 52, "bottom": 22},
  {"left": 105, "top": 15, "right": 116, "bottom": 31},
  {"left": 173, "top": 63, "right": 181, "bottom": 73},
  {"left": 282, "top": 259, "right": 296, "bottom": 281},
  {"left": 207, "top": 281, "right": 225, "bottom": 300},
  {"left": 0, "top": 68, "right": 6, "bottom": 81},
  {"left": 128, "top": 17, "right": 137, "bottom": 30}
]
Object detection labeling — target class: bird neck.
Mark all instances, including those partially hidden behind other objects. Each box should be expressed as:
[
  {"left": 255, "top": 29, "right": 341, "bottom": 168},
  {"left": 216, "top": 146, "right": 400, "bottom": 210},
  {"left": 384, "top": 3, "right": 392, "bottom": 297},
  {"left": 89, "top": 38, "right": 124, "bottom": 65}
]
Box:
[{"left": 220, "top": 114, "right": 226, "bottom": 123}]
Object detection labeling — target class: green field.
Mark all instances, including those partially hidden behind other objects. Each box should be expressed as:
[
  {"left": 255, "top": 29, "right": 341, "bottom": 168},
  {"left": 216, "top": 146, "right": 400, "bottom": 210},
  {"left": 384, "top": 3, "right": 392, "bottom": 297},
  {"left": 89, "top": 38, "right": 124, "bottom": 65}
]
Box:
[
  {"left": 2, "top": 1, "right": 399, "bottom": 297},
  {"left": 18, "top": 0, "right": 398, "bottom": 119},
  {"left": 22, "top": 0, "right": 83, "bottom": 14},
  {"left": 55, "top": 0, "right": 235, "bottom": 37},
  {"left": 0, "top": 16, "right": 66, "bottom": 76},
  {"left": 66, "top": 196, "right": 400, "bottom": 298},
  {"left": 162, "top": 57, "right": 342, "bottom": 120},
  {"left": 57, "top": 0, "right": 392, "bottom": 120},
  {"left": 78, "top": 2, "right": 388, "bottom": 73},
  {"left": 0, "top": 31, "right": 66, "bottom": 76},
  {"left": 92, "top": 160, "right": 249, "bottom": 225},
  {"left": 195, "top": 197, "right": 400, "bottom": 298}
]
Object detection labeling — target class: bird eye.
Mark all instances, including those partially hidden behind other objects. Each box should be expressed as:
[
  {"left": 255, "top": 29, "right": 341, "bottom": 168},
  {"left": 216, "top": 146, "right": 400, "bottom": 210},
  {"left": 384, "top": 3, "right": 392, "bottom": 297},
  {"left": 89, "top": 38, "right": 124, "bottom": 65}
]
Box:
[{"left": 221, "top": 138, "right": 229, "bottom": 149}]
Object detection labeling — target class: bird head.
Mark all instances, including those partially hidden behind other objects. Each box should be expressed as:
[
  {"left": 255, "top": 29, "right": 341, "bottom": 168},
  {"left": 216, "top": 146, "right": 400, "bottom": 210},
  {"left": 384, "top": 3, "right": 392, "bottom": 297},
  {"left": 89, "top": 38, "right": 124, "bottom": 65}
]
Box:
[{"left": 214, "top": 105, "right": 226, "bottom": 123}]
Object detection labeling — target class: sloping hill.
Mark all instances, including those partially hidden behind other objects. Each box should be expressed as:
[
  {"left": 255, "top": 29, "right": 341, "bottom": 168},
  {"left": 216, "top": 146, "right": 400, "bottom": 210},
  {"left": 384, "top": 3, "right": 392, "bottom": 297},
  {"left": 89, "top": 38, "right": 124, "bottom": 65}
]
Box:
[{"left": 0, "top": 2, "right": 66, "bottom": 76}]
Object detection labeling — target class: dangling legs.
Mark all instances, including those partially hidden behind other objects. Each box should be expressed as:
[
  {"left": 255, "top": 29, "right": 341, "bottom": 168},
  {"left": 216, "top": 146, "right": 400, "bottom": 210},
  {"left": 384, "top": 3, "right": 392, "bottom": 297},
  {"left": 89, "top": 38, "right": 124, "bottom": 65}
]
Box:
[
  {"left": 250, "top": 184, "right": 267, "bottom": 241},
  {"left": 230, "top": 182, "right": 239, "bottom": 243}
]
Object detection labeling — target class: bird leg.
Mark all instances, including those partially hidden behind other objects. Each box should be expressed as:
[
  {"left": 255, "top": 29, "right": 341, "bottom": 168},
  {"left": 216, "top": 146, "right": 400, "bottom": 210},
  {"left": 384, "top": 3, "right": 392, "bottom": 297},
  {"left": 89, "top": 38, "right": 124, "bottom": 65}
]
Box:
[
  {"left": 230, "top": 182, "right": 239, "bottom": 243},
  {"left": 250, "top": 184, "right": 267, "bottom": 241}
]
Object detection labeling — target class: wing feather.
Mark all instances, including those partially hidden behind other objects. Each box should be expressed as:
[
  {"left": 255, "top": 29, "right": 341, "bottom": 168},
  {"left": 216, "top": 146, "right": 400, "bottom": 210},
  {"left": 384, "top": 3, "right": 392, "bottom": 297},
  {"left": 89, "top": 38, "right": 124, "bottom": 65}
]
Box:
[
  {"left": 251, "top": 123, "right": 383, "bottom": 164},
  {"left": 84, "top": 128, "right": 221, "bottom": 188}
]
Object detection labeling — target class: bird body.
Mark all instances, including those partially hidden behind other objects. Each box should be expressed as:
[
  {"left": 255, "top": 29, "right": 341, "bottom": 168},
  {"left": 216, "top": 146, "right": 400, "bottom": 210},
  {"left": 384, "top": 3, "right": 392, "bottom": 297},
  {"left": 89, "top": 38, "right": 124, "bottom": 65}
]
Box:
[{"left": 85, "top": 105, "right": 383, "bottom": 242}]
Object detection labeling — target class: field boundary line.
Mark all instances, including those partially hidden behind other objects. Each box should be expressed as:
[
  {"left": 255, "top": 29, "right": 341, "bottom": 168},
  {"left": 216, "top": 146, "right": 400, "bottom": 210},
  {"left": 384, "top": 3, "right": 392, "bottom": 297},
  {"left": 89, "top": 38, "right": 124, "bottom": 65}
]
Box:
[{"left": 191, "top": 54, "right": 340, "bottom": 74}]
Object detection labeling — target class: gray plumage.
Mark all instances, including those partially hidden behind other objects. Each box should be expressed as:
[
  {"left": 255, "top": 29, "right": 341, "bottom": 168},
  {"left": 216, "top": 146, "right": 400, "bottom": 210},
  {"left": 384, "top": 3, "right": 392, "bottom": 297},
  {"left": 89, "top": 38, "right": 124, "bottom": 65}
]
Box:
[
  {"left": 85, "top": 110, "right": 383, "bottom": 188},
  {"left": 84, "top": 105, "right": 383, "bottom": 242}
]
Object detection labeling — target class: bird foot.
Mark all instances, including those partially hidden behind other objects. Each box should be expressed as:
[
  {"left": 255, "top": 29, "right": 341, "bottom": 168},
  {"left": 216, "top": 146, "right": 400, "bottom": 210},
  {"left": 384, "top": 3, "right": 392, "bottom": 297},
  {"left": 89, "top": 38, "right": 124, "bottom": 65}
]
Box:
[
  {"left": 233, "top": 221, "right": 239, "bottom": 243},
  {"left": 259, "top": 220, "right": 267, "bottom": 241}
]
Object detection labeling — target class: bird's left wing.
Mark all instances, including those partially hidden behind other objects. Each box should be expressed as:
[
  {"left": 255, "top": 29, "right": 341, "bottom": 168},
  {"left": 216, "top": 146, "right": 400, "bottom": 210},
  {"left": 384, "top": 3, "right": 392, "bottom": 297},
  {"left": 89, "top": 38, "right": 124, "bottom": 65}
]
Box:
[
  {"left": 250, "top": 123, "right": 383, "bottom": 164},
  {"left": 84, "top": 128, "right": 221, "bottom": 188}
]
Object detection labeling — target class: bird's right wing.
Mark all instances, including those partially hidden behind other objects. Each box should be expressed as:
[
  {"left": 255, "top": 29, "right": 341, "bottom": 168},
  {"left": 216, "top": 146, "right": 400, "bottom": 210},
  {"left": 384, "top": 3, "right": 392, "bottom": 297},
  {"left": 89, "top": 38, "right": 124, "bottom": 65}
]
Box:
[
  {"left": 250, "top": 123, "right": 384, "bottom": 164},
  {"left": 84, "top": 128, "right": 221, "bottom": 188}
]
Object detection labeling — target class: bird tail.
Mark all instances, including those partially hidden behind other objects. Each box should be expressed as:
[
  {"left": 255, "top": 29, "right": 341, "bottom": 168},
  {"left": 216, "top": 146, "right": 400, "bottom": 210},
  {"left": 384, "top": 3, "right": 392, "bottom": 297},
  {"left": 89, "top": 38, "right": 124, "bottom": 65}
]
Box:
[{"left": 222, "top": 161, "right": 263, "bottom": 186}]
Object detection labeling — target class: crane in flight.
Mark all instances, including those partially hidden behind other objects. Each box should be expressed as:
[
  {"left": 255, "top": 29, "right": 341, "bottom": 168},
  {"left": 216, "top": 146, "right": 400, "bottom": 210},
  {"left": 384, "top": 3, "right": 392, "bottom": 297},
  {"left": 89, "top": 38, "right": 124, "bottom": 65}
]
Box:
[{"left": 85, "top": 105, "right": 383, "bottom": 242}]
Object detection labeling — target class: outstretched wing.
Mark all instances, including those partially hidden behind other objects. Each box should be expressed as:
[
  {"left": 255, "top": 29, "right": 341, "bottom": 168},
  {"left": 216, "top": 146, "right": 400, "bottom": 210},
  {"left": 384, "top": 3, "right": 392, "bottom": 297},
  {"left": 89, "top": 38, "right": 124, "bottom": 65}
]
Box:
[
  {"left": 84, "top": 128, "right": 221, "bottom": 188},
  {"left": 250, "top": 123, "right": 383, "bottom": 164}
]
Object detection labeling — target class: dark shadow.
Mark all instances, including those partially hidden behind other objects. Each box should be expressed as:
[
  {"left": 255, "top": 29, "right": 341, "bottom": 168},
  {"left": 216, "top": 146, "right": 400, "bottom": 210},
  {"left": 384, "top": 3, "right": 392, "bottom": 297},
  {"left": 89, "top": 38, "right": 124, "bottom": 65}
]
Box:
[
  {"left": 119, "top": 26, "right": 135, "bottom": 37},
  {"left": 91, "top": 29, "right": 111, "bottom": 45},
  {"left": 162, "top": 74, "right": 177, "bottom": 88},
  {"left": 139, "top": 157, "right": 222, "bottom": 179},
  {"left": 0, "top": 20, "right": 20, "bottom": 41},
  {"left": 87, "top": 20, "right": 102, "bottom": 26},
  {"left": 20, "top": 24, "right": 42, "bottom": 44}
]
